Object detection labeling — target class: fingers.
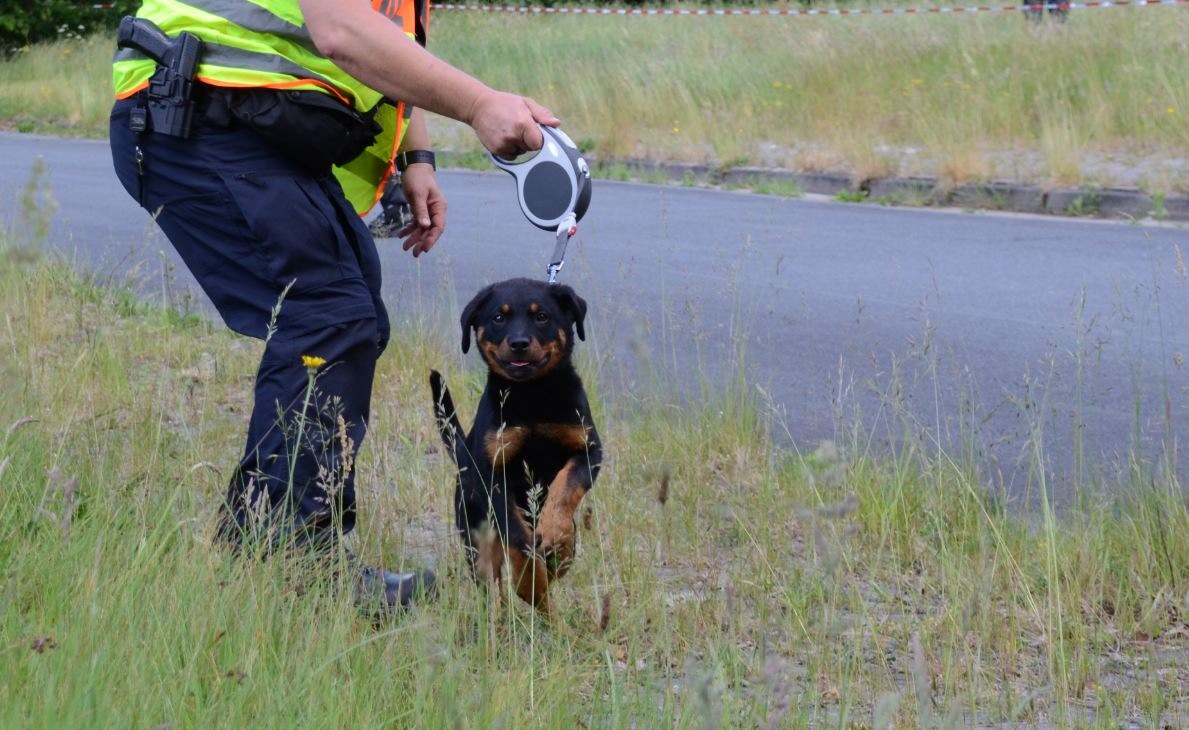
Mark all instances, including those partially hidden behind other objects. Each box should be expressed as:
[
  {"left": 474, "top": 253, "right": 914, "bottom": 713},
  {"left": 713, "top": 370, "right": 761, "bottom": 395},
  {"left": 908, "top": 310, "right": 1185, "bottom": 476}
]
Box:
[
  {"left": 520, "top": 124, "right": 543, "bottom": 156},
  {"left": 473, "top": 91, "right": 562, "bottom": 158},
  {"left": 398, "top": 224, "right": 435, "bottom": 256},
  {"left": 408, "top": 182, "right": 432, "bottom": 229},
  {"left": 397, "top": 201, "right": 444, "bottom": 256},
  {"left": 519, "top": 97, "right": 559, "bottom": 152},
  {"left": 398, "top": 222, "right": 440, "bottom": 256},
  {"left": 525, "top": 97, "right": 560, "bottom": 127},
  {"left": 518, "top": 97, "right": 561, "bottom": 153},
  {"left": 395, "top": 167, "right": 446, "bottom": 257}
]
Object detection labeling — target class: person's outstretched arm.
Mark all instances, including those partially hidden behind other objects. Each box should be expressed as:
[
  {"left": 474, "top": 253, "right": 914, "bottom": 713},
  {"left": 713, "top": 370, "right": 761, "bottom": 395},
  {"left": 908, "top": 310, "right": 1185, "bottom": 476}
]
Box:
[{"left": 299, "top": 0, "right": 559, "bottom": 157}]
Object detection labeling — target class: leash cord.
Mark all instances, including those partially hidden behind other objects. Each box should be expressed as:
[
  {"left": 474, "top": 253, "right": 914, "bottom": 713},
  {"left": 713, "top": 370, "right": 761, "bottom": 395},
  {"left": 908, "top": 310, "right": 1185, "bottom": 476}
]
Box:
[{"left": 547, "top": 212, "right": 578, "bottom": 284}]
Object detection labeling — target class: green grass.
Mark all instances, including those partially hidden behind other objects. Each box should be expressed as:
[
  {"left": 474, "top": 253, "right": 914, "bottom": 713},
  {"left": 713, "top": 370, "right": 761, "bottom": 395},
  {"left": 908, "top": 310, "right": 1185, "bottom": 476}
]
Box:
[
  {"left": 401, "top": 7, "right": 1189, "bottom": 190},
  {"left": 2, "top": 167, "right": 1186, "bottom": 728},
  {"left": 835, "top": 188, "right": 870, "bottom": 203},
  {"left": 748, "top": 177, "right": 804, "bottom": 198},
  {"left": 0, "top": 34, "right": 113, "bottom": 136},
  {"left": 2, "top": 7, "right": 1186, "bottom": 191}
]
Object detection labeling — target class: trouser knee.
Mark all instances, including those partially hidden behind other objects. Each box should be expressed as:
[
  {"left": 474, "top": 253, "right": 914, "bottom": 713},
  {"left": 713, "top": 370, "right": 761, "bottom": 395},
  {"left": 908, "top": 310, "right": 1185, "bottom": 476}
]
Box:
[{"left": 221, "top": 317, "right": 382, "bottom": 550}]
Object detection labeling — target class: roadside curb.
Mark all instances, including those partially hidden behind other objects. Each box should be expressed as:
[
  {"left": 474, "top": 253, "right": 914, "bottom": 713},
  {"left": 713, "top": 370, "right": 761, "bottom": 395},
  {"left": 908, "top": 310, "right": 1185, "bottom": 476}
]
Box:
[{"left": 595, "top": 159, "right": 1189, "bottom": 223}]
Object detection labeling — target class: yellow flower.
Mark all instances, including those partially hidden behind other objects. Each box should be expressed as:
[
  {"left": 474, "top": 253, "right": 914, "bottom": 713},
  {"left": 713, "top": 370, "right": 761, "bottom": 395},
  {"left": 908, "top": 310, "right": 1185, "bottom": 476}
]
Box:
[
  {"left": 301, "top": 355, "right": 326, "bottom": 369},
  {"left": 1169, "top": 107, "right": 1176, "bottom": 114}
]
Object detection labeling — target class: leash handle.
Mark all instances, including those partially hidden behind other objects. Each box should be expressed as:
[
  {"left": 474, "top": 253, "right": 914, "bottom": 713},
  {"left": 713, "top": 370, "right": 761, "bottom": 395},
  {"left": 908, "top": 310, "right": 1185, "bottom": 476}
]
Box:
[
  {"left": 547, "top": 212, "right": 578, "bottom": 284},
  {"left": 489, "top": 125, "right": 590, "bottom": 284},
  {"left": 490, "top": 125, "right": 591, "bottom": 231}
]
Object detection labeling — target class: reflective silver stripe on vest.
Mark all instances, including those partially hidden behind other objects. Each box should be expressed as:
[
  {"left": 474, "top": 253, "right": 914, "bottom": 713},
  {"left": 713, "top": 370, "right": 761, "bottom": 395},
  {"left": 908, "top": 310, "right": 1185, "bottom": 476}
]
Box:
[
  {"left": 109, "top": 1, "right": 320, "bottom": 58},
  {"left": 115, "top": 42, "right": 337, "bottom": 90},
  {"left": 183, "top": 0, "right": 321, "bottom": 55}
]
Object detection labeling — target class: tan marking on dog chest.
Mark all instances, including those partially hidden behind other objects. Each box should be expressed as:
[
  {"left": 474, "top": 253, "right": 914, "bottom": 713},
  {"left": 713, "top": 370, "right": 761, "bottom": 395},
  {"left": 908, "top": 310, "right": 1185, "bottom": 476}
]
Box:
[
  {"left": 536, "top": 422, "right": 594, "bottom": 452},
  {"left": 484, "top": 425, "right": 531, "bottom": 466}
]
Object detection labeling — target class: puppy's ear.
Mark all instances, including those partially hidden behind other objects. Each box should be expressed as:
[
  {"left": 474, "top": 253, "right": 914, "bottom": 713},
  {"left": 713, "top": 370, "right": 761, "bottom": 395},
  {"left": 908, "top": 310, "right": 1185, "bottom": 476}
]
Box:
[
  {"left": 551, "top": 284, "right": 588, "bottom": 341},
  {"left": 459, "top": 286, "right": 493, "bottom": 353}
]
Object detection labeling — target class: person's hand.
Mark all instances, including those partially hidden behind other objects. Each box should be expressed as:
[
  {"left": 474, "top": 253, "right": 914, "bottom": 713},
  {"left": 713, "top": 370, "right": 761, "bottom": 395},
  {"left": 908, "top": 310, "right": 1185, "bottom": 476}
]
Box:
[
  {"left": 396, "top": 164, "right": 446, "bottom": 257},
  {"left": 467, "top": 91, "right": 560, "bottom": 158}
]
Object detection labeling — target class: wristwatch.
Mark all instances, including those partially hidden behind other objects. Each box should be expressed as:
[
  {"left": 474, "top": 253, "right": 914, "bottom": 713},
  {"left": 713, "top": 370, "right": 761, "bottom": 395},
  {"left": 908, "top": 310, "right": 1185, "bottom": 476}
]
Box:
[{"left": 396, "top": 150, "right": 436, "bottom": 172}]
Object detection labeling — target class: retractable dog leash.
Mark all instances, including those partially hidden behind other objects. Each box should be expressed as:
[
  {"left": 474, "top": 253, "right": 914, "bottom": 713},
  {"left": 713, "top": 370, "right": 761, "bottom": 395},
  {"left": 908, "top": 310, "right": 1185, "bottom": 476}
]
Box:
[{"left": 491, "top": 125, "right": 592, "bottom": 284}]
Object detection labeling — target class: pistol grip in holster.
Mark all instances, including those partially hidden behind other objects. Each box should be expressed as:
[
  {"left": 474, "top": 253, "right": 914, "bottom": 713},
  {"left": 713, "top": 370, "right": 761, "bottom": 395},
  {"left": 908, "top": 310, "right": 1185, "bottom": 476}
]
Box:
[{"left": 118, "top": 16, "right": 204, "bottom": 138}]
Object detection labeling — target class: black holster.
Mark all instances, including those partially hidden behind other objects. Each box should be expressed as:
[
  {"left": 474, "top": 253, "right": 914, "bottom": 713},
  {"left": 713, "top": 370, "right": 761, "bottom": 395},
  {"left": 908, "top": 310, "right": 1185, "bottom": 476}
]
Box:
[{"left": 118, "top": 16, "right": 203, "bottom": 138}]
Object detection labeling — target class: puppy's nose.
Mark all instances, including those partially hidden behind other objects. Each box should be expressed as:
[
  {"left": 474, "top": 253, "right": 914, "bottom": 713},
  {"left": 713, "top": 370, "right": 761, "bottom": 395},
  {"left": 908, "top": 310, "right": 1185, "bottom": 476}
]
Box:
[{"left": 508, "top": 335, "right": 531, "bottom": 353}]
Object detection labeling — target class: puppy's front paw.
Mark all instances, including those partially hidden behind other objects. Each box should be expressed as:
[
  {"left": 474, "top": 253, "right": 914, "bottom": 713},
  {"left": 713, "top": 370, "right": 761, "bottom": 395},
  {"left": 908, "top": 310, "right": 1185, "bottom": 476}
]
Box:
[{"left": 535, "top": 518, "right": 575, "bottom": 580}]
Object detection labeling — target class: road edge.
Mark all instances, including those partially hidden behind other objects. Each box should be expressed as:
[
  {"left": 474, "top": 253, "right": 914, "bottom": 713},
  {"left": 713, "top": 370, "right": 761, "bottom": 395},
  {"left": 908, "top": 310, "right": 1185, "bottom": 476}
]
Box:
[{"left": 595, "top": 158, "right": 1189, "bottom": 223}]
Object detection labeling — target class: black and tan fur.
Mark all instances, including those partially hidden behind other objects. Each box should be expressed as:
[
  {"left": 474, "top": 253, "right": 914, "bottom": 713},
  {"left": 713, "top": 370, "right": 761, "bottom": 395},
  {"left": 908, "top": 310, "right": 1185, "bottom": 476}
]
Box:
[{"left": 430, "top": 278, "right": 601, "bottom": 613}]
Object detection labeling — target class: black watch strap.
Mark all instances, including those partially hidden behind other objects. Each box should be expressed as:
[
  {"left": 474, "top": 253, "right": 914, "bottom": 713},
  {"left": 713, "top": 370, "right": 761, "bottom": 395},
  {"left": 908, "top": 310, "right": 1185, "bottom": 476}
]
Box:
[{"left": 396, "top": 150, "right": 436, "bottom": 172}]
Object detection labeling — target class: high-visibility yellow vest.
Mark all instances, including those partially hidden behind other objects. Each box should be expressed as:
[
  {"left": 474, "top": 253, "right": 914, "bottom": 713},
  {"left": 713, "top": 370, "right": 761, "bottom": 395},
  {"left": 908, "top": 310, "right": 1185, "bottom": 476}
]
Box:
[{"left": 113, "top": 0, "right": 428, "bottom": 215}]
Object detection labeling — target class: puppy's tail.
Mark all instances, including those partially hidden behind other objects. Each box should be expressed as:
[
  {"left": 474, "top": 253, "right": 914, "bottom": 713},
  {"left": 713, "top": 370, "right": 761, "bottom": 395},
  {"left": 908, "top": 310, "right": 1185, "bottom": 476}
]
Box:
[{"left": 429, "top": 369, "right": 465, "bottom": 453}]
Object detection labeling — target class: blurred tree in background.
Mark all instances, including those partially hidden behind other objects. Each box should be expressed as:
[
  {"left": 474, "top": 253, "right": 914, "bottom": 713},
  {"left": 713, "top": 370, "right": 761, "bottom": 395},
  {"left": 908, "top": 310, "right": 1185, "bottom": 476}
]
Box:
[{"left": 1, "top": 1, "right": 138, "bottom": 54}]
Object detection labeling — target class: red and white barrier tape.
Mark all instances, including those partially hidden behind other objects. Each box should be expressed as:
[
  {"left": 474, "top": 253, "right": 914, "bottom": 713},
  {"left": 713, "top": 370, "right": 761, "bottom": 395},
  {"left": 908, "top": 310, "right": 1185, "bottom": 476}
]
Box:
[
  {"left": 91, "top": 0, "right": 1187, "bottom": 12},
  {"left": 431, "top": 0, "right": 1186, "bottom": 15}
]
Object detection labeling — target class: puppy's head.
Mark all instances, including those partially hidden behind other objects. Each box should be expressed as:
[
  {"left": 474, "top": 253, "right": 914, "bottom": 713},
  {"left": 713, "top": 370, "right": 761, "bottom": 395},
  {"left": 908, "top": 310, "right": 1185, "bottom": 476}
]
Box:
[{"left": 460, "top": 278, "right": 587, "bottom": 382}]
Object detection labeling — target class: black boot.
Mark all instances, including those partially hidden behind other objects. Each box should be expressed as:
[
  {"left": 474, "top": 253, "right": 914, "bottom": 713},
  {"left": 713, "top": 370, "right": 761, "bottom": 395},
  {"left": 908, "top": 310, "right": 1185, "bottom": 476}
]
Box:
[
  {"left": 367, "top": 175, "right": 413, "bottom": 239},
  {"left": 357, "top": 566, "right": 437, "bottom": 615}
]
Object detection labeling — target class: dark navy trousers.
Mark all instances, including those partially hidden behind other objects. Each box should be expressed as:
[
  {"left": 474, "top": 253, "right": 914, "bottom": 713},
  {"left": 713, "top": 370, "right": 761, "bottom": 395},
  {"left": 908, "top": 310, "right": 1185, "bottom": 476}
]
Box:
[{"left": 110, "top": 98, "right": 390, "bottom": 548}]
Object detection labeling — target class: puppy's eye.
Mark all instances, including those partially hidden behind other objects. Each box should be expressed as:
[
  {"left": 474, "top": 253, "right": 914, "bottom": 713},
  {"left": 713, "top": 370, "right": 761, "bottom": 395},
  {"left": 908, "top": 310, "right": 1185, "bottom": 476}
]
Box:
[
  {"left": 492, "top": 313, "right": 506, "bottom": 324},
  {"left": 534, "top": 311, "right": 550, "bottom": 324}
]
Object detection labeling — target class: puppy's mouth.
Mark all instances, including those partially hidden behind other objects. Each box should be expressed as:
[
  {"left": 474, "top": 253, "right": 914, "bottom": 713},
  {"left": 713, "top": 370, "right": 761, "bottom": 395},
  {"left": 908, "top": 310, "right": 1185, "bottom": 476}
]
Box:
[{"left": 501, "top": 355, "right": 551, "bottom": 377}]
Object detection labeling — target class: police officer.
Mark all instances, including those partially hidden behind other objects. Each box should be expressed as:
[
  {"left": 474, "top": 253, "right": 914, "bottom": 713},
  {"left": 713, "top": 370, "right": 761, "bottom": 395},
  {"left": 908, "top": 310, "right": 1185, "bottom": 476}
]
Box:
[{"left": 108, "top": 0, "right": 560, "bottom": 612}]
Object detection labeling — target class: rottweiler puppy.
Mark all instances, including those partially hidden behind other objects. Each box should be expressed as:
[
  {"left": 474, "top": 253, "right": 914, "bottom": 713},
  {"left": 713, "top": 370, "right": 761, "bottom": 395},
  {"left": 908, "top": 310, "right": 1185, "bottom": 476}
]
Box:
[{"left": 430, "top": 278, "right": 601, "bottom": 614}]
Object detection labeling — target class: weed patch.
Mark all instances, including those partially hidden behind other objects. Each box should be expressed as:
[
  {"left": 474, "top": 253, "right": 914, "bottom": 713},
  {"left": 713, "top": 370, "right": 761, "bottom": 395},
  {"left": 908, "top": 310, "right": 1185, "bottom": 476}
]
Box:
[{"left": 2, "top": 181, "right": 1185, "bottom": 726}]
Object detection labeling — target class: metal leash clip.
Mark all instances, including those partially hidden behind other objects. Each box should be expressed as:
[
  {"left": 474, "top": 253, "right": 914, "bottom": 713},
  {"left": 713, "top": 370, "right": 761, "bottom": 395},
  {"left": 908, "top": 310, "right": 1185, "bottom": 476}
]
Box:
[
  {"left": 547, "top": 212, "right": 578, "bottom": 284},
  {"left": 491, "top": 125, "right": 592, "bottom": 282}
]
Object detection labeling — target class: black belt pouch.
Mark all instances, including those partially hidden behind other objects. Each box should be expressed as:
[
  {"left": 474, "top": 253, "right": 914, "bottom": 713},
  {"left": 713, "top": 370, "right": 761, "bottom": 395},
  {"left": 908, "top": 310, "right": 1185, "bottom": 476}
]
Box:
[{"left": 210, "top": 88, "right": 382, "bottom": 173}]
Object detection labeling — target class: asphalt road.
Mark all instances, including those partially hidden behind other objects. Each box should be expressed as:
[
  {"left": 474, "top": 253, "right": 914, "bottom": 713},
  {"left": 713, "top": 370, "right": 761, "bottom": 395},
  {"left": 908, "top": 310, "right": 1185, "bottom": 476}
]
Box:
[{"left": 3, "top": 131, "right": 1187, "bottom": 500}]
